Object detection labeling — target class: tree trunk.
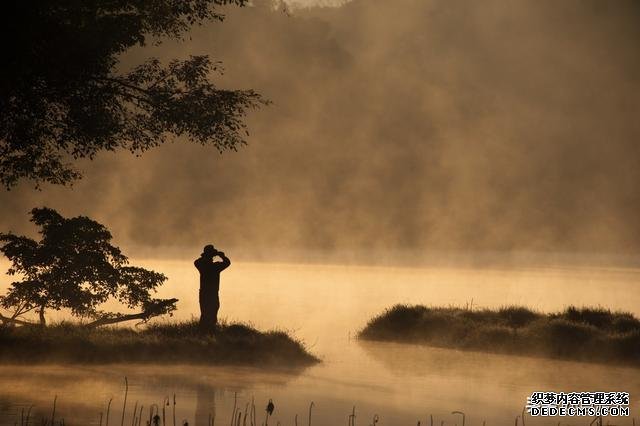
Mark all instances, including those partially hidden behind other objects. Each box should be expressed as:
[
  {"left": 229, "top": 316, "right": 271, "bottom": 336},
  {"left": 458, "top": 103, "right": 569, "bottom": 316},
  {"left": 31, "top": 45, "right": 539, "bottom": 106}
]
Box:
[{"left": 39, "top": 305, "right": 46, "bottom": 326}]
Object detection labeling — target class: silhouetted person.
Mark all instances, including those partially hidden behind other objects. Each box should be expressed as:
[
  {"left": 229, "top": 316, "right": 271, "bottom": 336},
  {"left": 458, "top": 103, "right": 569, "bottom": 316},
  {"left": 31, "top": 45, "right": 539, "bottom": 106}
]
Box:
[{"left": 194, "top": 244, "right": 231, "bottom": 331}]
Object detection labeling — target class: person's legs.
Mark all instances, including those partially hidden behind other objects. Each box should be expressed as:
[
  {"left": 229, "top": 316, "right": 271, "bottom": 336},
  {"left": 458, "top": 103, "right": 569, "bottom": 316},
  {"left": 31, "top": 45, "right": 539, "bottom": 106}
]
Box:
[
  {"left": 199, "top": 287, "right": 213, "bottom": 330},
  {"left": 212, "top": 293, "right": 220, "bottom": 327},
  {"left": 199, "top": 288, "right": 207, "bottom": 328},
  {"left": 199, "top": 287, "right": 219, "bottom": 332}
]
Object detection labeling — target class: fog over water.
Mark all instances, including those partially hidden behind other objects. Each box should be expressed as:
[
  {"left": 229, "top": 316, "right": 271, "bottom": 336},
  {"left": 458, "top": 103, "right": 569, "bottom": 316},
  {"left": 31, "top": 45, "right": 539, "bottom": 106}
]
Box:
[{"left": 1, "top": 262, "right": 639, "bottom": 425}]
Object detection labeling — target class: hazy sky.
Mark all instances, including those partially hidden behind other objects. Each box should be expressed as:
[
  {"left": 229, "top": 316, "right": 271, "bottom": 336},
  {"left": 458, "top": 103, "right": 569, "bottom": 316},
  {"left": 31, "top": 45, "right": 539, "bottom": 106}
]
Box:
[{"left": 1, "top": 0, "right": 639, "bottom": 260}]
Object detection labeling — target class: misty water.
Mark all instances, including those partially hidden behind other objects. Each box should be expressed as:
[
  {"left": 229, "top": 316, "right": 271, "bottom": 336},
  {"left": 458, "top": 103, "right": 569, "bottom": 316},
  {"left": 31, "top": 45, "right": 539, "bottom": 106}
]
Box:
[{"left": 1, "top": 261, "right": 639, "bottom": 425}]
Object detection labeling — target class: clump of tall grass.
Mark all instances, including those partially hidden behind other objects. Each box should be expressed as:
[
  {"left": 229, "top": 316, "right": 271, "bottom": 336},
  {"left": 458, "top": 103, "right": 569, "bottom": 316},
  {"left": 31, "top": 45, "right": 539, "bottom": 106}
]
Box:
[
  {"left": 0, "top": 320, "right": 319, "bottom": 367},
  {"left": 358, "top": 304, "right": 640, "bottom": 365}
]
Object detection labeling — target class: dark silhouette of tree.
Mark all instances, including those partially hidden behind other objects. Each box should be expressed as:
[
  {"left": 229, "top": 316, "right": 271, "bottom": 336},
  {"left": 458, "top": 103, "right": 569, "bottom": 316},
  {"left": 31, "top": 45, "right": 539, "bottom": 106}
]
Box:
[
  {"left": 0, "top": 207, "right": 176, "bottom": 326},
  {"left": 0, "top": 1, "right": 265, "bottom": 188}
]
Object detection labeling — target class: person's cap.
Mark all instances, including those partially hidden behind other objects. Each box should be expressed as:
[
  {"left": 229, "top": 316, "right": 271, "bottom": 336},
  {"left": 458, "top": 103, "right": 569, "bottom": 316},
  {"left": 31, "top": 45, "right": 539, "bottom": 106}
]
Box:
[{"left": 202, "top": 244, "right": 217, "bottom": 256}]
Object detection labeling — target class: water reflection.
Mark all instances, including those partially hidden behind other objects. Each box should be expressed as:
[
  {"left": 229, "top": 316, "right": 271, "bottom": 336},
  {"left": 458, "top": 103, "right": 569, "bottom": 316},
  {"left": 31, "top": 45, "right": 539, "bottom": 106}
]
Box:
[
  {"left": 0, "top": 364, "right": 303, "bottom": 425},
  {"left": 194, "top": 384, "right": 215, "bottom": 426},
  {"left": 358, "top": 340, "right": 640, "bottom": 424}
]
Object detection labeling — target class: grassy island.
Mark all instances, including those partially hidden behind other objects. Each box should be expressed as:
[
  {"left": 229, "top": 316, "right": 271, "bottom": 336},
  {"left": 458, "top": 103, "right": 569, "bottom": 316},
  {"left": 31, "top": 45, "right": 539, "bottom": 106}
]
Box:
[
  {"left": 0, "top": 321, "right": 319, "bottom": 367},
  {"left": 359, "top": 304, "right": 640, "bottom": 365}
]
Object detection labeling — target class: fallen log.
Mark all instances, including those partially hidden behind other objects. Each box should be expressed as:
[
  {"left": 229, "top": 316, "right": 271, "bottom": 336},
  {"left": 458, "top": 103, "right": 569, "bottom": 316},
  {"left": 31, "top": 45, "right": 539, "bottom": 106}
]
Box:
[
  {"left": 85, "top": 298, "right": 179, "bottom": 328},
  {"left": 0, "top": 314, "right": 36, "bottom": 326}
]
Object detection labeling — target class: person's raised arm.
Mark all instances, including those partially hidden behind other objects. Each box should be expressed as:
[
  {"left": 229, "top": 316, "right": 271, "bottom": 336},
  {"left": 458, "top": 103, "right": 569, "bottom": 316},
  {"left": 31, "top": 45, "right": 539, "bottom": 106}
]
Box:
[{"left": 216, "top": 251, "right": 231, "bottom": 271}]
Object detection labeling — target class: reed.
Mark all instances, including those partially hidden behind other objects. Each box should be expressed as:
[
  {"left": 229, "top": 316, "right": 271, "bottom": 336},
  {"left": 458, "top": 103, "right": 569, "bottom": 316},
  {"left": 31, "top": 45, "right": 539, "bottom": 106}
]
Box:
[
  {"left": 348, "top": 406, "right": 355, "bottom": 426},
  {"left": 172, "top": 395, "right": 176, "bottom": 426},
  {"left": 106, "top": 397, "right": 113, "bottom": 426},
  {"left": 121, "top": 377, "right": 128, "bottom": 426},
  {"left": 10, "top": 392, "right": 639, "bottom": 426},
  {"left": 231, "top": 392, "right": 237, "bottom": 426},
  {"left": 9, "top": 377, "right": 639, "bottom": 426},
  {"left": 451, "top": 411, "right": 464, "bottom": 426}
]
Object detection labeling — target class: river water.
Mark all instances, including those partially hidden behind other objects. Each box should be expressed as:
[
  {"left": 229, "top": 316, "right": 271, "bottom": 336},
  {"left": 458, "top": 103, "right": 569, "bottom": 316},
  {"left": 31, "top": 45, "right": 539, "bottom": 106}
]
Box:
[{"left": 0, "top": 261, "right": 639, "bottom": 425}]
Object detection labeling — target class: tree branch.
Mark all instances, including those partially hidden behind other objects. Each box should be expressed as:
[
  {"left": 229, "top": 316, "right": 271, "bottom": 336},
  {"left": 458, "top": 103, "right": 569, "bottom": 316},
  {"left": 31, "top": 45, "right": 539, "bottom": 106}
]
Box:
[
  {"left": 84, "top": 298, "right": 178, "bottom": 328},
  {"left": 0, "top": 313, "right": 37, "bottom": 326},
  {"left": 92, "top": 76, "right": 153, "bottom": 96}
]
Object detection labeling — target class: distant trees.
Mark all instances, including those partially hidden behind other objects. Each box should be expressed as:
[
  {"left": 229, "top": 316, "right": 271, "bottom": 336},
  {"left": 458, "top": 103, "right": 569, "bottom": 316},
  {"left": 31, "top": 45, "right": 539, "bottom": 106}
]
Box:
[
  {"left": 0, "top": 207, "right": 176, "bottom": 326},
  {"left": 0, "top": 1, "right": 265, "bottom": 188}
]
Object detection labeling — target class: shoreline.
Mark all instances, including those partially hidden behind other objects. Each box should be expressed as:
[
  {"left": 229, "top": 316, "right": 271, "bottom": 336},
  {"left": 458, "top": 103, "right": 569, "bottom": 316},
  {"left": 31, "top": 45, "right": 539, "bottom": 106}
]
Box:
[{"left": 0, "top": 321, "right": 319, "bottom": 367}]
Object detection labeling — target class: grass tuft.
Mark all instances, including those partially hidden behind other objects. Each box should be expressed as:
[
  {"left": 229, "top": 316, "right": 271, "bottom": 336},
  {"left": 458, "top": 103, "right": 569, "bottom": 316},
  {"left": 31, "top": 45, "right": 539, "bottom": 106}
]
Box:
[
  {"left": 0, "top": 320, "right": 319, "bottom": 367},
  {"left": 359, "top": 304, "right": 640, "bottom": 365}
]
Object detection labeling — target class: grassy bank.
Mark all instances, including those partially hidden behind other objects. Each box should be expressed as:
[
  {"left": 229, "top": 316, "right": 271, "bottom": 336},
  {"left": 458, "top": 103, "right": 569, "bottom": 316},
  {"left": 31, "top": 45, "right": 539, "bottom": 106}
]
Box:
[
  {"left": 0, "top": 321, "right": 318, "bottom": 367},
  {"left": 359, "top": 305, "right": 640, "bottom": 365}
]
